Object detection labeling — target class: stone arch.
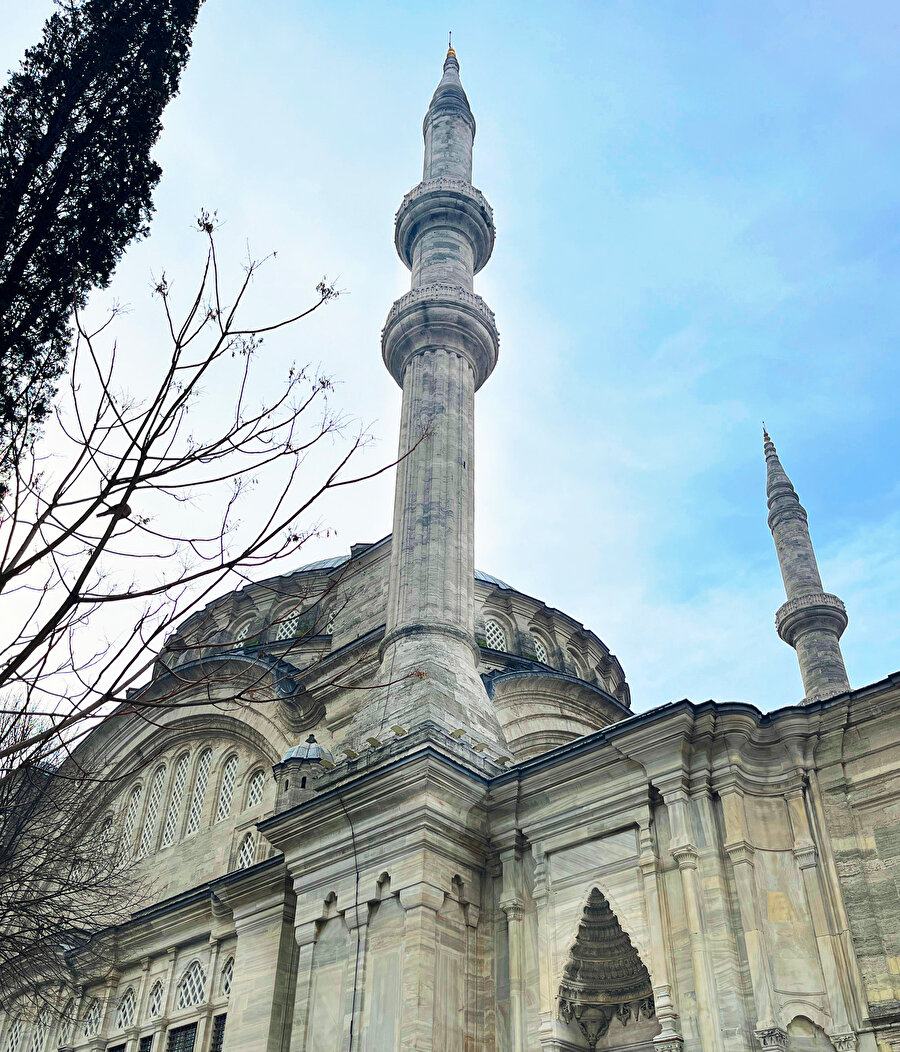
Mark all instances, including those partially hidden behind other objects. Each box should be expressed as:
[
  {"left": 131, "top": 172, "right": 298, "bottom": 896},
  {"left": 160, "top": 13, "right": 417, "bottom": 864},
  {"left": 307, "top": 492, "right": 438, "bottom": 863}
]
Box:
[
  {"left": 786, "top": 1015, "right": 837, "bottom": 1052},
  {"left": 557, "top": 888, "right": 656, "bottom": 1050}
]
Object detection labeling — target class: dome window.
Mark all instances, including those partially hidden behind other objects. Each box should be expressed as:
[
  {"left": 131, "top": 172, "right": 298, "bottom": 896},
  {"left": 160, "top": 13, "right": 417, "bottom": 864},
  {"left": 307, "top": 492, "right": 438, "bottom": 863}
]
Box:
[
  {"left": 531, "top": 635, "right": 548, "bottom": 663},
  {"left": 484, "top": 618, "right": 506, "bottom": 652}
]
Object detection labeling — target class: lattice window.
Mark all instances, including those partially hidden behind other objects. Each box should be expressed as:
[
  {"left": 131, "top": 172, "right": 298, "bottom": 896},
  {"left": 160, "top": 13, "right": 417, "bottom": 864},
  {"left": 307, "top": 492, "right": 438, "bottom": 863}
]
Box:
[
  {"left": 209, "top": 1016, "right": 226, "bottom": 1052},
  {"left": 121, "top": 785, "right": 142, "bottom": 844},
  {"left": 139, "top": 1036, "right": 153, "bottom": 1052},
  {"left": 272, "top": 614, "right": 301, "bottom": 641},
  {"left": 27, "top": 1011, "right": 49, "bottom": 1052},
  {"left": 531, "top": 635, "right": 548, "bottom": 663},
  {"left": 484, "top": 618, "right": 506, "bottom": 651},
  {"left": 323, "top": 610, "right": 337, "bottom": 635},
  {"left": 215, "top": 757, "right": 238, "bottom": 821},
  {"left": 175, "top": 963, "right": 206, "bottom": 1009},
  {"left": 114, "top": 989, "right": 136, "bottom": 1030},
  {"left": 236, "top": 833, "right": 255, "bottom": 869},
  {"left": 147, "top": 981, "right": 164, "bottom": 1019},
  {"left": 138, "top": 766, "right": 166, "bottom": 857},
  {"left": 3, "top": 1019, "right": 23, "bottom": 1052},
  {"left": 185, "top": 749, "right": 212, "bottom": 836},
  {"left": 245, "top": 770, "right": 265, "bottom": 809},
  {"left": 160, "top": 754, "right": 190, "bottom": 847},
  {"left": 82, "top": 1000, "right": 103, "bottom": 1037},
  {"left": 220, "top": 957, "right": 234, "bottom": 998},
  {"left": 56, "top": 1002, "right": 74, "bottom": 1047}
]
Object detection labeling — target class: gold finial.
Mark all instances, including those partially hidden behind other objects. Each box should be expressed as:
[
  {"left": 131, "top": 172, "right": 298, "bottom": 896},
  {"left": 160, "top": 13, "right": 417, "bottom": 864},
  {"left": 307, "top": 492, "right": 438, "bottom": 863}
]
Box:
[
  {"left": 763, "top": 421, "right": 771, "bottom": 443},
  {"left": 447, "top": 30, "right": 455, "bottom": 57}
]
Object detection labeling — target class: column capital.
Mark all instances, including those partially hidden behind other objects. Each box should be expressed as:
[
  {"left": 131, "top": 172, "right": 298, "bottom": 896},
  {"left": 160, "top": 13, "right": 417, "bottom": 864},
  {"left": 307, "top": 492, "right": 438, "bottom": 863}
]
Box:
[
  {"left": 669, "top": 843, "right": 700, "bottom": 870},
  {"left": 500, "top": 898, "right": 524, "bottom": 922},
  {"left": 725, "top": 840, "right": 756, "bottom": 867},
  {"left": 755, "top": 1025, "right": 788, "bottom": 1050}
]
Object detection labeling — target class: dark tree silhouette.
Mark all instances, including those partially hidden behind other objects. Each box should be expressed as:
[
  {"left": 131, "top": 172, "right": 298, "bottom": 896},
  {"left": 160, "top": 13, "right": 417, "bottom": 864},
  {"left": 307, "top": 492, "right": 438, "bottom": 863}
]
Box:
[{"left": 0, "top": 0, "right": 203, "bottom": 468}]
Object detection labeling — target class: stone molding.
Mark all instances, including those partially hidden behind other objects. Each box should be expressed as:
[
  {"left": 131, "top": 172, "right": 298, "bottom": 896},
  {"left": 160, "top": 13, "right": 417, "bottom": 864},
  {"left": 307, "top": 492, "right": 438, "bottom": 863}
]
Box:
[
  {"left": 395, "top": 178, "right": 495, "bottom": 274},
  {"left": 775, "top": 591, "right": 848, "bottom": 645},
  {"left": 767, "top": 501, "right": 809, "bottom": 531},
  {"left": 382, "top": 284, "right": 499, "bottom": 390}
]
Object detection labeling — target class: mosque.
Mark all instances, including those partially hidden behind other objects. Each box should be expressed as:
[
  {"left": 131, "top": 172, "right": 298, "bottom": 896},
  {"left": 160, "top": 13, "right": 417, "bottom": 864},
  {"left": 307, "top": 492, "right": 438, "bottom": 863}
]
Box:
[{"left": 2, "top": 46, "right": 899, "bottom": 1052}]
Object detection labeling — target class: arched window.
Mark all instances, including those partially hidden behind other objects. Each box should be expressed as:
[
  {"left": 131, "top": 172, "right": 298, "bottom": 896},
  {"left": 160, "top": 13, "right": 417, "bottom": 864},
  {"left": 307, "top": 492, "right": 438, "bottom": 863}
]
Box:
[
  {"left": 3, "top": 1019, "right": 23, "bottom": 1052},
  {"left": 220, "top": 957, "right": 234, "bottom": 998},
  {"left": 567, "top": 649, "right": 585, "bottom": 680},
  {"left": 27, "top": 1011, "right": 49, "bottom": 1052},
  {"left": 245, "top": 770, "right": 265, "bottom": 809},
  {"left": 236, "top": 832, "right": 255, "bottom": 869},
  {"left": 215, "top": 756, "right": 238, "bottom": 821},
  {"left": 147, "top": 981, "right": 164, "bottom": 1019},
  {"left": 531, "top": 634, "right": 548, "bottom": 663},
  {"left": 160, "top": 753, "right": 190, "bottom": 847},
  {"left": 484, "top": 618, "right": 506, "bottom": 651},
  {"left": 114, "top": 988, "right": 136, "bottom": 1030},
  {"left": 56, "top": 1002, "right": 74, "bottom": 1047},
  {"left": 175, "top": 962, "right": 206, "bottom": 1009},
  {"left": 121, "top": 785, "right": 142, "bottom": 844},
  {"left": 82, "top": 999, "right": 103, "bottom": 1037},
  {"left": 272, "top": 613, "right": 301, "bottom": 642},
  {"left": 138, "top": 766, "right": 166, "bottom": 857},
  {"left": 185, "top": 749, "right": 212, "bottom": 836}
]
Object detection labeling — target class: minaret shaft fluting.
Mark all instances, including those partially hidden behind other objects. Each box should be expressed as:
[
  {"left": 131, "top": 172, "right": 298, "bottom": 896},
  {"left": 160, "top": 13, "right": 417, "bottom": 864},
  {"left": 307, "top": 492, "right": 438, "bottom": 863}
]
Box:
[
  {"left": 764, "top": 429, "right": 850, "bottom": 702},
  {"left": 351, "top": 48, "right": 506, "bottom": 751}
]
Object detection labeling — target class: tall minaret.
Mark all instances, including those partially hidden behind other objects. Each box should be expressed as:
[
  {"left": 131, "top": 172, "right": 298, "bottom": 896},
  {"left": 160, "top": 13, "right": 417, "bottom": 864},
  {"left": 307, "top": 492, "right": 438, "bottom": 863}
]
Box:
[
  {"left": 351, "top": 47, "right": 506, "bottom": 751},
  {"left": 764, "top": 428, "right": 850, "bottom": 701}
]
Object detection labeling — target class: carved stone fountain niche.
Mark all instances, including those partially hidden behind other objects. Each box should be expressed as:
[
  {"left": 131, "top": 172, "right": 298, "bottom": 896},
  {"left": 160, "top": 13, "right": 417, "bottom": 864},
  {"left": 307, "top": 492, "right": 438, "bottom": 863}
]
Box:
[{"left": 558, "top": 889, "right": 656, "bottom": 1050}]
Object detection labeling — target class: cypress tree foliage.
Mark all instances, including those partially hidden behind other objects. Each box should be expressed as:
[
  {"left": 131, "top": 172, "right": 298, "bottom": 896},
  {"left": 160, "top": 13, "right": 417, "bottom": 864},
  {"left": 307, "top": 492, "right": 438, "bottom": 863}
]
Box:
[{"left": 0, "top": 0, "right": 203, "bottom": 466}]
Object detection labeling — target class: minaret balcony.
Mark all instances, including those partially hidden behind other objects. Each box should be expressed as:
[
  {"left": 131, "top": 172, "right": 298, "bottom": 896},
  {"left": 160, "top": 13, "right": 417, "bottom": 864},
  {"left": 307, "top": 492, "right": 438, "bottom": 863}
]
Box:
[
  {"left": 382, "top": 284, "right": 499, "bottom": 390},
  {"left": 395, "top": 178, "right": 495, "bottom": 275},
  {"left": 775, "top": 591, "right": 848, "bottom": 645}
]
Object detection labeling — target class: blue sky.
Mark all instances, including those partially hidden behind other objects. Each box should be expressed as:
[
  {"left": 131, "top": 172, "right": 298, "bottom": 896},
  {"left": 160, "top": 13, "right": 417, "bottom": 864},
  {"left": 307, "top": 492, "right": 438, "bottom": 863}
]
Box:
[{"left": 3, "top": 0, "right": 899, "bottom": 711}]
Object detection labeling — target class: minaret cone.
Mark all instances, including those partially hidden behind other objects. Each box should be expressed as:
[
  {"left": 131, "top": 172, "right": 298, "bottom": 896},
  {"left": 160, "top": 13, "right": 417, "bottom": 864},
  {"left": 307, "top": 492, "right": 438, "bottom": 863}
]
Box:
[
  {"left": 764, "top": 428, "right": 850, "bottom": 702},
  {"left": 349, "top": 49, "right": 506, "bottom": 751}
]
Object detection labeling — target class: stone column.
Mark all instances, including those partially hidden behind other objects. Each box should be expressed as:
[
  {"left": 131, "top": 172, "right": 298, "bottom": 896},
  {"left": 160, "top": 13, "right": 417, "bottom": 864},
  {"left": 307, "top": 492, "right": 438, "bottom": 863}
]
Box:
[
  {"left": 463, "top": 903, "right": 481, "bottom": 1052},
  {"left": 637, "top": 820, "right": 683, "bottom": 1052},
  {"left": 667, "top": 790, "right": 724, "bottom": 1052},
  {"left": 719, "top": 786, "right": 782, "bottom": 1047},
  {"left": 784, "top": 787, "right": 857, "bottom": 1050},
  {"left": 227, "top": 898, "right": 296, "bottom": 1052},
  {"left": 288, "top": 921, "right": 318, "bottom": 1052},
  {"left": 398, "top": 882, "right": 444, "bottom": 1050}
]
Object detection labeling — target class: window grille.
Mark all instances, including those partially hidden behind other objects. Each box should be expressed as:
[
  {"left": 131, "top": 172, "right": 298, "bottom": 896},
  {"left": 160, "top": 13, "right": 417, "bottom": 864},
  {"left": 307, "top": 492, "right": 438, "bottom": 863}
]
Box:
[
  {"left": 115, "top": 988, "right": 136, "bottom": 1030},
  {"left": 3, "top": 1020, "right": 23, "bottom": 1052},
  {"left": 484, "top": 619, "right": 506, "bottom": 651},
  {"left": 121, "top": 785, "right": 142, "bottom": 844},
  {"left": 27, "top": 1011, "right": 50, "bottom": 1052},
  {"left": 323, "top": 610, "right": 337, "bottom": 635},
  {"left": 138, "top": 766, "right": 166, "bottom": 857},
  {"left": 245, "top": 770, "right": 265, "bottom": 809},
  {"left": 56, "top": 1002, "right": 74, "bottom": 1046},
  {"left": 82, "top": 1000, "right": 102, "bottom": 1037},
  {"left": 139, "top": 1036, "right": 153, "bottom": 1052},
  {"left": 209, "top": 1015, "right": 226, "bottom": 1052},
  {"left": 531, "top": 635, "right": 548, "bottom": 663},
  {"left": 165, "top": 1024, "right": 197, "bottom": 1052},
  {"left": 160, "top": 754, "right": 190, "bottom": 847},
  {"left": 175, "top": 962, "right": 206, "bottom": 1009},
  {"left": 221, "top": 957, "right": 234, "bottom": 998},
  {"left": 185, "top": 749, "right": 212, "bottom": 835},
  {"left": 215, "top": 757, "right": 238, "bottom": 821},
  {"left": 272, "top": 614, "right": 301, "bottom": 641},
  {"left": 108, "top": 1045, "right": 126, "bottom": 1052},
  {"left": 147, "top": 982, "right": 164, "bottom": 1019},
  {"left": 236, "top": 833, "right": 255, "bottom": 869}
]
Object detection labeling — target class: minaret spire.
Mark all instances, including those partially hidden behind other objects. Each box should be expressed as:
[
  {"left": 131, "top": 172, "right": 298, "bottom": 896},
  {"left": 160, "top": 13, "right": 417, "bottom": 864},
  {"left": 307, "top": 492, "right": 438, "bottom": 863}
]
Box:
[
  {"left": 764, "top": 428, "right": 850, "bottom": 702},
  {"left": 349, "top": 49, "right": 506, "bottom": 751}
]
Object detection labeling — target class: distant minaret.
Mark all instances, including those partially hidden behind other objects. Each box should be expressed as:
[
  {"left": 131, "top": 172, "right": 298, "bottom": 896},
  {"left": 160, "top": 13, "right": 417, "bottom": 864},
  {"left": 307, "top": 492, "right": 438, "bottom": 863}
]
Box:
[
  {"left": 764, "top": 428, "right": 850, "bottom": 701},
  {"left": 352, "top": 47, "right": 506, "bottom": 750}
]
